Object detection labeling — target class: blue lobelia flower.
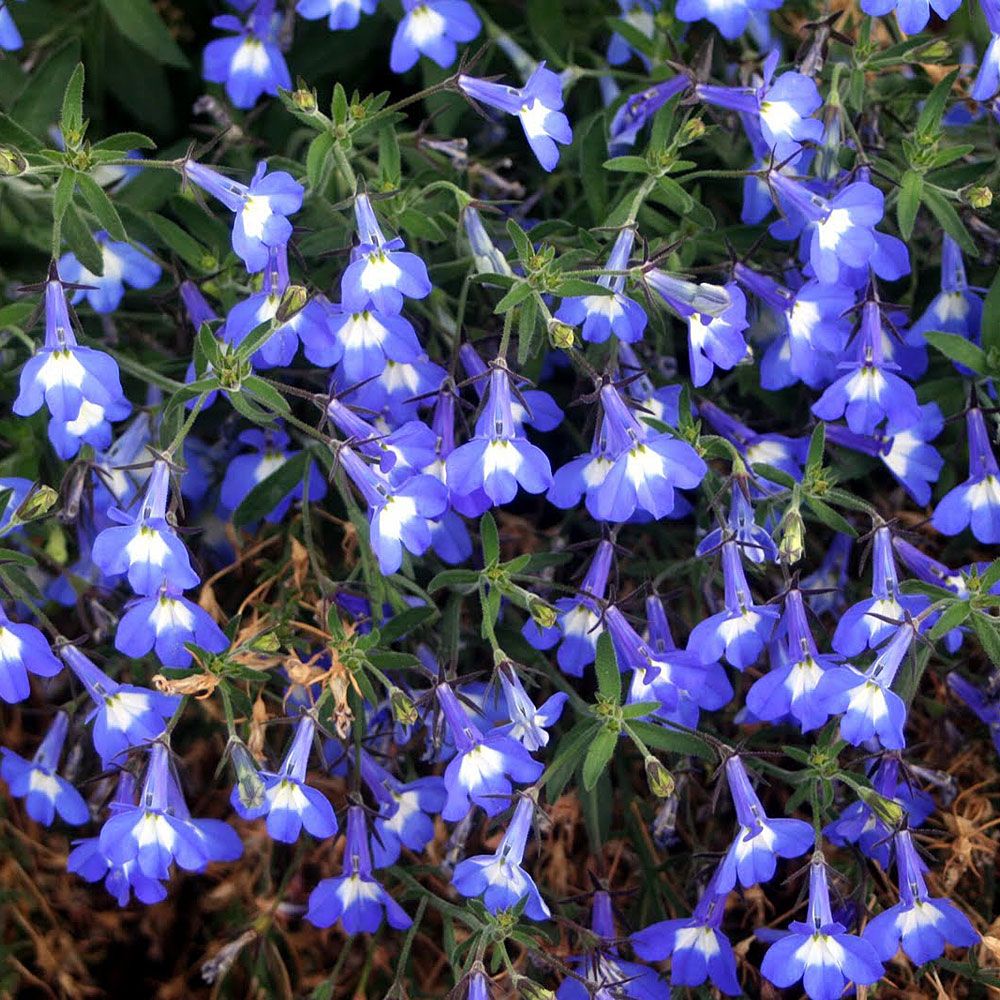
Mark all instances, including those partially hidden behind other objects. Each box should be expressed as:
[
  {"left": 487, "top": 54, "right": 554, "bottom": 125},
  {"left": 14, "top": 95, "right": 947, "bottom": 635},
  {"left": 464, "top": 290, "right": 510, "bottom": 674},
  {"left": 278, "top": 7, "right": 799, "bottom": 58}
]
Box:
[
  {"left": 68, "top": 772, "right": 167, "bottom": 906},
  {"left": 496, "top": 664, "right": 568, "bottom": 753},
  {"left": 337, "top": 445, "right": 448, "bottom": 575},
  {"left": 322, "top": 303, "right": 423, "bottom": 381},
  {"left": 115, "top": 588, "right": 229, "bottom": 668},
  {"left": 389, "top": 0, "right": 481, "bottom": 74},
  {"left": 864, "top": 830, "right": 979, "bottom": 963},
  {"left": 909, "top": 235, "right": 983, "bottom": 359},
  {"left": 296, "top": 0, "right": 378, "bottom": 30},
  {"left": 607, "top": 0, "right": 660, "bottom": 67},
  {"left": 608, "top": 76, "right": 689, "bottom": 154},
  {"left": 306, "top": 805, "right": 412, "bottom": 932},
  {"left": 862, "top": 0, "right": 960, "bottom": 34},
  {"left": 243, "top": 716, "right": 339, "bottom": 843},
  {"left": 446, "top": 364, "right": 553, "bottom": 512},
  {"left": 825, "top": 403, "right": 945, "bottom": 507},
  {"left": 184, "top": 160, "right": 304, "bottom": 274},
  {"left": 746, "top": 588, "right": 841, "bottom": 732},
  {"left": 948, "top": 672, "right": 1000, "bottom": 757},
  {"left": 220, "top": 428, "right": 328, "bottom": 524},
  {"left": 675, "top": 0, "right": 779, "bottom": 40},
  {"left": 631, "top": 865, "right": 741, "bottom": 995},
  {"left": 812, "top": 300, "right": 920, "bottom": 437},
  {"left": 697, "top": 51, "right": 823, "bottom": 160},
  {"left": 203, "top": 0, "right": 291, "bottom": 109},
  {"left": 832, "top": 525, "right": 928, "bottom": 656},
  {"left": 92, "top": 459, "right": 200, "bottom": 596},
  {"left": 971, "top": 34, "right": 1000, "bottom": 103},
  {"left": 0, "top": 606, "right": 63, "bottom": 704},
  {"left": 61, "top": 644, "right": 180, "bottom": 768},
  {"left": 760, "top": 855, "right": 884, "bottom": 1000},
  {"left": 340, "top": 193, "right": 432, "bottom": 315},
  {"left": 223, "top": 244, "right": 330, "bottom": 369},
  {"left": 768, "top": 172, "right": 898, "bottom": 285},
  {"left": 558, "top": 888, "right": 669, "bottom": 999},
  {"left": 333, "top": 350, "right": 445, "bottom": 425},
  {"left": 1, "top": 711, "right": 89, "bottom": 827},
  {"left": 554, "top": 229, "right": 647, "bottom": 344},
  {"left": 14, "top": 275, "right": 130, "bottom": 441},
  {"left": 522, "top": 540, "right": 613, "bottom": 677},
  {"left": 458, "top": 63, "right": 572, "bottom": 171},
  {"left": 617, "top": 342, "right": 684, "bottom": 426},
  {"left": 817, "top": 619, "right": 918, "bottom": 750},
  {"left": 824, "top": 756, "right": 934, "bottom": 868},
  {"left": 359, "top": 753, "right": 446, "bottom": 867},
  {"left": 688, "top": 540, "right": 778, "bottom": 669},
  {"left": 932, "top": 407, "right": 1000, "bottom": 544},
  {"left": 99, "top": 742, "right": 243, "bottom": 880},
  {"left": 452, "top": 794, "right": 550, "bottom": 920},
  {"left": 590, "top": 383, "right": 706, "bottom": 522},
  {"left": 436, "top": 681, "right": 543, "bottom": 821},
  {"left": 59, "top": 231, "right": 161, "bottom": 315},
  {"left": 0, "top": 0, "right": 24, "bottom": 50},
  {"left": 735, "top": 265, "right": 853, "bottom": 390},
  {"left": 697, "top": 483, "right": 778, "bottom": 565},
  {"left": 715, "top": 756, "right": 813, "bottom": 891}
]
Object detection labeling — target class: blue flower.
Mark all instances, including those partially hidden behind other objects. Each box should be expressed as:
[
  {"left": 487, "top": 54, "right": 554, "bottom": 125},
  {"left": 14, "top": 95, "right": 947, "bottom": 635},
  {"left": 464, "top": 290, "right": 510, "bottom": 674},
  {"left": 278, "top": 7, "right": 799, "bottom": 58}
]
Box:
[
  {"left": 244, "top": 716, "right": 339, "bottom": 843},
  {"left": 61, "top": 645, "right": 180, "bottom": 768},
  {"left": 0, "top": 607, "right": 62, "bottom": 703},
  {"left": 92, "top": 460, "right": 200, "bottom": 596},
  {"left": 760, "top": 856, "right": 884, "bottom": 1000},
  {"left": 14, "top": 276, "right": 130, "bottom": 434},
  {"left": 608, "top": 76, "right": 689, "bottom": 154},
  {"left": 446, "top": 365, "right": 553, "bottom": 511},
  {"left": 99, "top": 742, "right": 243, "bottom": 879},
  {"left": 390, "top": 0, "right": 481, "bottom": 74},
  {"left": 497, "top": 664, "right": 567, "bottom": 752},
  {"left": 832, "top": 525, "right": 928, "bottom": 656},
  {"left": 688, "top": 541, "right": 778, "bottom": 669},
  {"left": 0, "top": 0, "right": 24, "bottom": 50},
  {"left": 306, "top": 805, "right": 413, "bottom": 932},
  {"left": 559, "top": 888, "right": 669, "bottom": 999},
  {"left": 203, "top": 0, "right": 291, "bottom": 109},
  {"left": 697, "top": 485, "right": 778, "bottom": 564},
  {"left": 68, "top": 772, "right": 167, "bottom": 906},
  {"left": 697, "top": 51, "right": 823, "bottom": 160},
  {"left": 607, "top": 0, "right": 660, "bottom": 67},
  {"left": 452, "top": 794, "right": 550, "bottom": 920},
  {"left": 632, "top": 865, "right": 741, "bottom": 995},
  {"left": 802, "top": 533, "right": 852, "bottom": 616},
  {"left": 360, "top": 753, "right": 445, "bottom": 867},
  {"left": 865, "top": 830, "right": 979, "bottom": 963},
  {"left": 337, "top": 445, "right": 448, "bottom": 575},
  {"left": 932, "top": 407, "right": 1000, "bottom": 544},
  {"left": 522, "top": 540, "right": 614, "bottom": 677},
  {"left": 59, "top": 232, "right": 161, "bottom": 315},
  {"left": 1, "top": 712, "right": 88, "bottom": 826},
  {"left": 458, "top": 63, "right": 572, "bottom": 171},
  {"left": 115, "top": 589, "right": 229, "bottom": 668},
  {"left": 817, "top": 620, "right": 917, "bottom": 750},
  {"left": 971, "top": 35, "right": 1000, "bottom": 103},
  {"left": 185, "top": 160, "right": 304, "bottom": 274},
  {"left": 715, "top": 756, "right": 813, "bottom": 891},
  {"left": 340, "top": 194, "right": 432, "bottom": 314},
  {"left": 861, "top": 0, "right": 960, "bottom": 34},
  {"left": 948, "top": 672, "right": 1000, "bottom": 757},
  {"left": 554, "top": 230, "right": 647, "bottom": 344},
  {"left": 437, "top": 681, "right": 543, "bottom": 821},
  {"left": 746, "top": 589, "right": 840, "bottom": 732},
  {"left": 675, "top": 0, "right": 779, "bottom": 40},
  {"left": 322, "top": 305, "right": 423, "bottom": 381},
  {"left": 296, "top": 0, "right": 378, "bottom": 30}
]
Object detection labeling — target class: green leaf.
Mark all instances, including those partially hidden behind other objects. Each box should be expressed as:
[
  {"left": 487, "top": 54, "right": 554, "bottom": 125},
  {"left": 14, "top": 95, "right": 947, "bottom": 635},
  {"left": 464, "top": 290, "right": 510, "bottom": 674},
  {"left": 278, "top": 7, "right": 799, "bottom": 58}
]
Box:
[
  {"left": 139, "top": 212, "right": 213, "bottom": 272},
  {"left": 0, "top": 548, "right": 37, "bottom": 569},
  {"left": 332, "top": 83, "right": 348, "bottom": 125},
  {"left": 594, "top": 631, "right": 621, "bottom": 703},
  {"left": 896, "top": 170, "right": 922, "bottom": 241},
  {"left": 579, "top": 114, "right": 609, "bottom": 222},
  {"left": 552, "top": 278, "right": 611, "bottom": 297},
  {"left": 379, "top": 605, "right": 437, "bottom": 644},
  {"left": 76, "top": 173, "right": 127, "bottom": 241},
  {"left": 494, "top": 280, "right": 534, "bottom": 314},
  {"left": 805, "top": 496, "right": 858, "bottom": 537},
  {"left": 228, "top": 387, "right": 278, "bottom": 425},
  {"left": 480, "top": 512, "right": 500, "bottom": 566},
  {"left": 98, "top": 0, "right": 189, "bottom": 69},
  {"left": 626, "top": 720, "right": 714, "bottom": 760},
  {"left": 655, "top": 175, "right": 693, "bottom": 214},
  {"left": 751, "top": 463, "right": 796, "bottom": 489},
  {"left": 61, "top": 204, "right": 104, "bottom": 274},
  {"left": 920, "top": 186, "right": 975, "bottom": 254},
  {"left": 0, "top": 112, "right": 43, "bottom": 153},
  {"left": 923, "top": 331, "right": 987, "bottom": 374},
  {"left": 926, "top": 600, "right": 971, "bottom": 642},
  {"left": 582, "top": 728, "right": 618, "bottom": 791},
  {"left": 982, "top": 268, "right": 1000, "bottom": 357},
  {"left": 92, "top": 132, "right": 156, "bottom": 151},
  {"left": 427, "top": 569, "right": 481, "bottom": 593},
  {"left": 233, "top": 451, "right": 309, "bottom": 527},
  {"left": 378, "top": 126, "right": 401, "bottom": 187},
  {"left": 53, "top": 169, "right": 77, "bottom": 227},
  {"left": 505, "top": 219, "right": 534, "bottom": 262},
  {"left": 806, "top": 422, "right": 826, "bottom": 473},
  {"left": 603, "top": 155, "right": 651, "bottom": 173},
  {"left": 972, "top": 613, "right": 1000, "bottom": 668},
  {"left": 243, "top": 375, "right": 292, "bottom": 416},
  {"left": 542, "top": 720, "right": 599, "bottom": 799},
  {"left": 916, "top": 69, "right": 959, "bottom": 138},
  {"left": 60, "top": 63, "right": 86, "bottom": 141},
  {"left": 516, "top": 294, "right": 540, "bottom": 367}
]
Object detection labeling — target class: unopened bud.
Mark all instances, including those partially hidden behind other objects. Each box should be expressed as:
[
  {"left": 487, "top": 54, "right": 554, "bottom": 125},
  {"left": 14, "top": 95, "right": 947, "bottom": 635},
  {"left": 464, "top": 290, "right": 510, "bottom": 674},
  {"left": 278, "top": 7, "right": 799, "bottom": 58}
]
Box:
[
  {"left": 528, "top": 599, "right": 558, "bottom": 630},
  {"left": 856, "top": 786, "right": 905, "bottom": 827},
  {"left": 680, "top": 117, "right": 706, "bottom": 142},
  {"left": 779, "top": 506, "right": 805, "bottom": 566},
  {"left": 0, "top": 147, "right": 27, "bottom": 176},
  {"left": 292, "top": 87, "right": 318, "bottom": 113},
  {"left": 513, "top": 977, "right": 555, "bottom": 1000},
  {"left": 964, "top": 185, "right": 993, "bottom": 209},
  {"left": 14, "top": 484, "right": 58, "bottom": 523},
  {"left": 229, "top": 739, "right": 266, "bottom": 814},
  {"left": 907, "top": 38, "right": 951, "bottom": 62},
  {"left": 390, "top": 686, "right": 418, "bottom": 727},
  {"left": 645, "top": 756, "right": 675, "bottom": 798},
  {"left": 250, "top": 631, "right": 281, "bottom": 653},
  {"left": 276, "top": 284, "right": 308, "bottom": 323},
  {"left": 547, "top": 319, "right": 575, "bottom": 350}
]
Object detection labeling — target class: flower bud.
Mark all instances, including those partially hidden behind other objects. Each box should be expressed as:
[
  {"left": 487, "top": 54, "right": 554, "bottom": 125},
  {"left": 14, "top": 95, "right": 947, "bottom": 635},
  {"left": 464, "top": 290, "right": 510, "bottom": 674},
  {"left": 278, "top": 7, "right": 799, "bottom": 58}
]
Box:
[
  {"left": 276, "top": 284, "right": 308, "bottom": 323},
  {"left": 513, "top": 976, "right": 555, "bottom": 1000},
  {"left": 528, "top": 598, "right": 558, "bottom": 630},
  {"left": 679, "top": 117, "right": 706, "bottom": 143},
  {"left": 856, "top": 786, "right": 905, "bottom": 827},
  {"left": 250, "top": 631, "right": 281, "bottom": 653},
  {"left": 229, "top": 739, "right": 266, "bottom": 814},
  {"left": 547, "top": 319, "right": 575, "bottom": 350},
  {"left": 964, "top": 185, "right": 993, "bottom": 209},
  {"left": 390, "top": 686, "right": 418, "bottom": 727},
  {"left": 0, "top": 147, "right": 27, "bottom": 176},
  {"left": 291, "top": 87, "right": 318, "bottom": 113},
  {"left": 13, "top": 484, "right": 58, "bottom": 523},
  {"left": 778, "top": 506, "right": 805, "bottom": 565},
  {"left": 645, "top": 755, "right": 676, "bottom": 798}
]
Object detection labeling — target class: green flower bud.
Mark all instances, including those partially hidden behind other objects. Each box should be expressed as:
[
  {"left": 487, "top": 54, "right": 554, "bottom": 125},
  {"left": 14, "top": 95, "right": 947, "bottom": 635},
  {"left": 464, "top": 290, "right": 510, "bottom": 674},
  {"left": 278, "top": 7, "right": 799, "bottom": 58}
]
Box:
[
  {"left": 513, "top": 976, "right": 555, "bottom": 1000},
  {"left": 276, "top": 284, "right": 308, "bottom": 323},
  {"left": 13, "top": 485, "right": 58, "bottom": 523},
  {"left": 250, "top": 631, "right": 281, "bottom": 653},
  {"left": 529, "top": 598, "right": 558, "bottom": 630},
  {"left": 0, "top": 147, "right": 27, "bottom": 177},
  {"left": 390, "top": 686, "right": 419, "bottom": 727},
  {"left": 547, "top": 319, "right": 576, "bottom": 350},
  {"left": 779, "top": 506, "right": 805, "bottom": 566},
  {"left": 229, "top": 739, "right": 266, "bottom": 814},
  {"left": 645, "top": 756, "right": 676, "bottom": 798},
  {"left": 856, "top": 786, "right": 905, "bottom": 827},
  {"left": 964, "top": 185, "right": 993, "bottom": 209},
  {"left": 292, "top": 87, "right": 318, "bottom": 113}
]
